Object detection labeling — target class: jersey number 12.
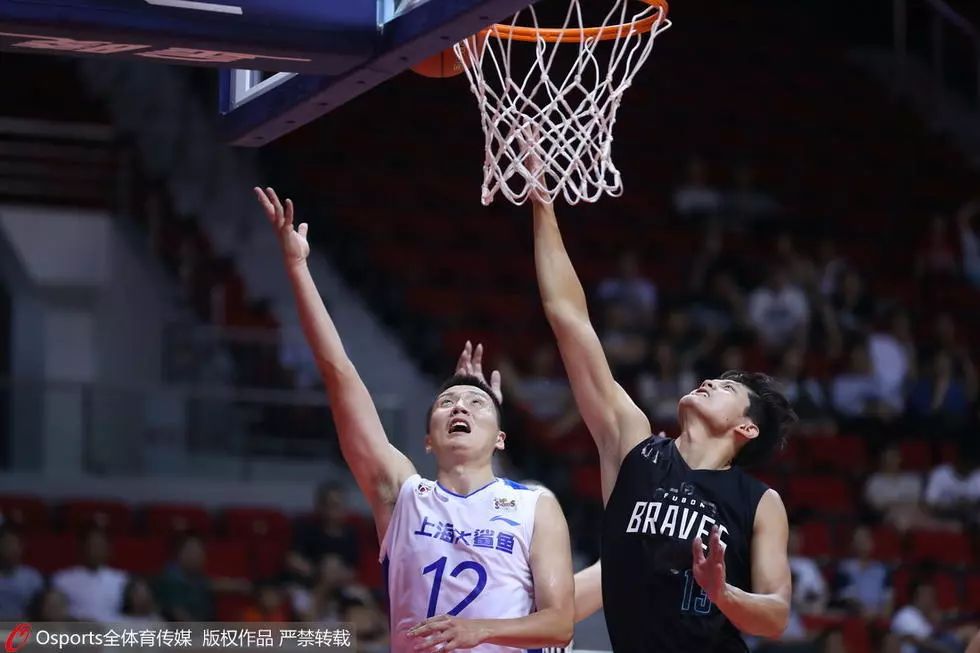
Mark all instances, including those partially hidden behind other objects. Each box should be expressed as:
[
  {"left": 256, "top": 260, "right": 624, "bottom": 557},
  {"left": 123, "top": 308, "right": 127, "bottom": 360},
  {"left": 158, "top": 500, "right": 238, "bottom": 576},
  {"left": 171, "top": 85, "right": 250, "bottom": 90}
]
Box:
[{"left": 423, "top": 557, "right": 488, "bottom": 618}]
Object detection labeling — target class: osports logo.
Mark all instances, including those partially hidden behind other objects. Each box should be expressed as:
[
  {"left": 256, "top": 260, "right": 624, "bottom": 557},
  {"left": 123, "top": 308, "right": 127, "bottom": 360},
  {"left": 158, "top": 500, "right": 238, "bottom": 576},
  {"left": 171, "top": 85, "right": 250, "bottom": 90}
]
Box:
[{"left": 5, "top": 623, "right": 31, "bottom": 652}]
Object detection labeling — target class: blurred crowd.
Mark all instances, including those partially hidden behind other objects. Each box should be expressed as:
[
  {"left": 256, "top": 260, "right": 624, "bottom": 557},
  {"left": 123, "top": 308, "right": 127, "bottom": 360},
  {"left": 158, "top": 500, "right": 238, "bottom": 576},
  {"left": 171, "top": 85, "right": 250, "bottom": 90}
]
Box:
[{"left": 0, "top": 485, "right": 389, "bottom": 652}]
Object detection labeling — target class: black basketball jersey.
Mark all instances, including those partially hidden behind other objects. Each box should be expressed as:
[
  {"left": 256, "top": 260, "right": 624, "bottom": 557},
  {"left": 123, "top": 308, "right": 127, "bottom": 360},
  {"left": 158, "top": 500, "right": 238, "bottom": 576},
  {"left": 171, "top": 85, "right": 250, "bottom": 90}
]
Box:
[{"left": 601, "top": 435, "right": 769, "bottom": 653}]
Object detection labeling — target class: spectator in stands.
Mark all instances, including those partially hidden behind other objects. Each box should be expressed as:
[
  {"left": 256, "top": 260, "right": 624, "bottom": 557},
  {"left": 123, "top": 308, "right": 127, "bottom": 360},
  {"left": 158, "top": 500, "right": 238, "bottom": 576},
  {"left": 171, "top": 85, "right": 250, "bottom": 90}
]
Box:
[
  {"left": 688, "top": 223, "right": 726, "bottom": 292},
  {"left": 864, "top": 446, "right": 926, "bottom": 532},
  {"left": 0, "top": 527, "right": 43, "bottom": 620},
  {"left": 831, "top": 343, "right": 891, "bottom": 420},
  {"left": 497, "top": 346, "right": 580, "bottom": 437},
  {"left": 923, "top": 450, "right": 980, "bottom": 526},
  {"left": 599, "top": 302, "right": 649, "bottom": 382},
  {"left": 154, "top": 534, "right": 214, "bottom": 621},
  {"left": 787, "top": 525, "right": 829, "bottom": 614},
  {"left": 340, "top": 594, "right": 389, "bottom": 653},
  {"left": 891, "top": 582, "right": 973, "bottom": 653},
  {"left": 915, "top": 215, "right": 959, "bottom": 282},
  {"left": 596, "top": 251, "right": 658, "bottom": 329},
  {"left": 637, "top": 341, "right": 697, "bottom": 426},
  {"left": 689, "top": 270, "right": 749, "bottom": 336},
  {"left": 725, "top": 161, "right": 781, "bottom": 222},
  {"left": 292, "top": 554, "right": 371, "bottom": 623},
  {"left": 673, "top": 155, "right": 723, "bottom": 217},
  {"left": 774, "top": 233, "right": 818, "bottom": 291},
  {"left": 833, "top": 526, "right": 892, "bottom": 618},
  {"left": 831, "top": 269, "right": 874, "bottom": 339},
  {"left": 242, "top": 580, "right": 291, "bottom": 622},
  {"left": 118, "top": 577, "right": 163, "bottom": 625},
  {"left": 52, "top": 527, "right": 127, "bottom": 622},
  {"left": 869, "top": 308, "right": 916, "bottom": 414},
  {"left": 287, "top": 482, "right": 360, "bottom": 584},
  {"left": 815, "top": 238, "right": 846, "bottom": 299},
  {"left": 748, "top": 267, "right": 809, "bottom": 351},
  {"left": 27, "top": 587, "right": 71, "bottom": 622},
  {"left": 956, "top": 198, "right": 980, "bottom": 288},
  {"left": 774, "top": 347, "right": 834, "bottom": 432},
  {"left": 907, "top": 351, "right": 977, "bottom": 429}
]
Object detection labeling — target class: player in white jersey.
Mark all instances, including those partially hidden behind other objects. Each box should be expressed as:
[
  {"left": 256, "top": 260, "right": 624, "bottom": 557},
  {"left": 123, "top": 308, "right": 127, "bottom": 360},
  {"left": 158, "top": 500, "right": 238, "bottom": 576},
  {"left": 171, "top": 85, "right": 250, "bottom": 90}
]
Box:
[{"left": 255, "top": 188, "right": 574, "bottom": 653}]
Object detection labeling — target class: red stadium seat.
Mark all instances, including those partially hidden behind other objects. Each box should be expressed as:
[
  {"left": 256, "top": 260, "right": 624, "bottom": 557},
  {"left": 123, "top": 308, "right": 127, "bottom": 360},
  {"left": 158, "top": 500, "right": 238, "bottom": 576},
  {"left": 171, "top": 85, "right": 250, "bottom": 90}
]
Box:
[
  {"left": 143, "top": 503, "right": 213, "bottom": 538},
  {"left": 786, "top": 476, "right": 854, "bottom": 514},
  {"left": 800, "top": 436, "right": 868, "bottom": 474},
  {"left": 22, "top": 532, "right": 78, "bottom": 573},
  {"left": 870, "top": 526, "right": 903, "bottom": 562},
  {"left": 111, "top": 536, "right": 169, "bottom": 575},
  {"left": 349, "top": 515, "right": 382, "bottom": 589},
  {"left": 223, "top": 507, "right": 291, "bottom": 541},
  {"left": 571, "top": 464, "right": 604, "bottom": 503},
  {"left": 842, "top": 616, "right": 873, "bottom": 653},
  {"left": 61, "top": 499, "right": 132, "bottom": 533},
  {"left": 932, "top": 571, "right": 961, "bottom": 611},
  {"left": 898, "top": 440, "right": 933, "bottom": 471},
  {"left": 798, "top": 521, "right": 834, "bottom": 558},
  {"left": 908, "top": 530, "right": 973, "bottom": 566},
  {"left": 249, "top": 539, "right": 289, "bottom": 580},
  {"left": 214, "top": 591, "right": 252, "bottom": 621},
  {"left": 966, "top": 573, "right": 980, "bottom": 612},
  {"left": 0, "top": 495, "right": 49, "bottom": 531},
  {"left": 204, "top": 540, "right": 250, "bottom": 579}
]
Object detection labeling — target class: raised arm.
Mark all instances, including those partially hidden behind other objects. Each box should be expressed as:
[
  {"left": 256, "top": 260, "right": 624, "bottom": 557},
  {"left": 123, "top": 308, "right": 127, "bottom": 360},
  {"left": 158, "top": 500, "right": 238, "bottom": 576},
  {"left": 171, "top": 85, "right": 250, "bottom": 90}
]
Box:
[
  {"left": 408, "top": 494, "right": 574, "bottom": 652},
  {"left": 573, "top": 561, "right": 603, "bottom": 623},
  {"left": 254, "top": 188, "right": 415, "bottom": 540},
  {"left": 693, "top": 489, "right": 791, "bottom": 639},
  {"left": 531, "top": 197, "right": 650, "bottom": 499}
]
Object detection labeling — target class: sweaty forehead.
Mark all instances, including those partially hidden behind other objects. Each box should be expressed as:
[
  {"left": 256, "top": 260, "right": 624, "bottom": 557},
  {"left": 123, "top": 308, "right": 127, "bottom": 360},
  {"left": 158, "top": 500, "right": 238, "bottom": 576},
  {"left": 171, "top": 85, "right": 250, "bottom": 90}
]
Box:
[{"left": 437, "top": 385, "right": 493, "bottom": 402}]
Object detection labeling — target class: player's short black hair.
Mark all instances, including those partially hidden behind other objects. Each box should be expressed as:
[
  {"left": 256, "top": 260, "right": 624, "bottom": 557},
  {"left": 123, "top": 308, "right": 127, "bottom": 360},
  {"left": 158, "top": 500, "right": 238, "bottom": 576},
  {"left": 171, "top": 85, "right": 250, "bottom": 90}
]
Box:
[
  {"left": 426, "top": 374, "right": 502, "bottom": 430},
  {"left": 721, "top": 371, "right": 797, "bottom": 467}
]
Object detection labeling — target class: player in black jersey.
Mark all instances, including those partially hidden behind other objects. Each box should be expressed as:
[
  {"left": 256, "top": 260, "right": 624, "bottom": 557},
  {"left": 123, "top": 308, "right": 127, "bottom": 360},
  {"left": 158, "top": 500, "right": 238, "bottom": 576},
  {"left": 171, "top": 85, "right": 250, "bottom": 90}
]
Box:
[{"left": 527, "top": 171, "right": 796, "bottom": 651}]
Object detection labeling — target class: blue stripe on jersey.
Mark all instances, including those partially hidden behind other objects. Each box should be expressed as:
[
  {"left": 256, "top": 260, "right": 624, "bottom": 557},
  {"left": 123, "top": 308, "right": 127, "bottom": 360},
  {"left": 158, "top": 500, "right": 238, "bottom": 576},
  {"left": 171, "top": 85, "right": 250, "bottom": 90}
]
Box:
[
  {"left": 502, "top": 478, "right": 532, "bottom": 491},
  {"left": 436, "top": 478, "right": 499, "bottom": 498}
]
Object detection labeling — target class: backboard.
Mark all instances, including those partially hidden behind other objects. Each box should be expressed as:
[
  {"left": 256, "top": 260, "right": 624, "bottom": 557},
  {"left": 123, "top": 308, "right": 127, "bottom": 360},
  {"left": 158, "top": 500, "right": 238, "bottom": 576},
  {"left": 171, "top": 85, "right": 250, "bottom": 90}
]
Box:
[{"left": 0, "top": 0, "right": 535, "bottom": 144}]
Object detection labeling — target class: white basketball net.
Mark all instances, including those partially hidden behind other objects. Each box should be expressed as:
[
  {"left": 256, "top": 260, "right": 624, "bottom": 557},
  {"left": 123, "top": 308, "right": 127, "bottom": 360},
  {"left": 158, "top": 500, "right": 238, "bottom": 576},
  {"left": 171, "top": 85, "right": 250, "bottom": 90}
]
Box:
[{"left": 454, "top": 1, "right": 670, "bottom": 206}]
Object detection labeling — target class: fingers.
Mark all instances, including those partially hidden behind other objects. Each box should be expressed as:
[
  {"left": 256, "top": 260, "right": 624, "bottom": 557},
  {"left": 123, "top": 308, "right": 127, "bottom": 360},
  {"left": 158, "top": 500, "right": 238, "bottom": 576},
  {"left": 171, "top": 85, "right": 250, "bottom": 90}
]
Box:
[
  {"left": 298, "top": 223, "right": 309, "bottom": 239},
  {"left": 265, "top": 187, "right": 286, "bottom": 225},
  {"left": 708, "top": 526, "right": 726, "bottom": 563},
  {"left": 253, "top": 187, "right": 277, "bottom": 223},
  {"left": 472, "top": 343, "right": 484, "bottom": 378},
  {"left": 490, "top": 369, "right": 502, "bottom": 404},
  {"left": 409, "top": 614, "right": 450, "bottom": 637},
  {"left": 456, "top": 340, "right": 473, "bottom": 375},
  {"left": 692, "top": 532, "right": 706, "bottom": 566},
  {"left": 284, "top": 198, "right": 295, "bottom": 226},
  {"left": 413, "top": 629, "right": 453, "bottom": 652}
]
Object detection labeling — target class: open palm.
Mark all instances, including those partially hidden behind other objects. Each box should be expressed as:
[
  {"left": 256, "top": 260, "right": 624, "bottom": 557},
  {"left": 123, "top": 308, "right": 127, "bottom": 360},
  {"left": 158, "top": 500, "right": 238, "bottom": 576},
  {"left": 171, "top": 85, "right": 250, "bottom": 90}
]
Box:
[{"left": 254, "top": 186, "right": 309, "bottom": 264}]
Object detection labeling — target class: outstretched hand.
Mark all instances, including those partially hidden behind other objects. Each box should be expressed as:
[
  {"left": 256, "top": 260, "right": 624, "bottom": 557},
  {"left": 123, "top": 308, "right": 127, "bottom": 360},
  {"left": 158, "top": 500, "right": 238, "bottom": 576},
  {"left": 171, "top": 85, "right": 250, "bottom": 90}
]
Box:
[
  {"left": 455, "top": 341, "right": 502, "bottom": 405},
  {"left": 518, "top": 127, "right": 549, "bottom": 205},
  {"left": 254, "top": 186, "right": 309, "bottom": 265},
  {"left": 692, "top": 526, "right": 728, "bottom": 604}
]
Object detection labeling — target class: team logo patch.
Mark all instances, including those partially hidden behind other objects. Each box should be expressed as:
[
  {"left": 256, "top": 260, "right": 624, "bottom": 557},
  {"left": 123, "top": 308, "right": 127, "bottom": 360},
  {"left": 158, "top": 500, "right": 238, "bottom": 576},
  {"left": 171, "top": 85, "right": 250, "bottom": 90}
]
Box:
[
  {"left": 415, "top": 480, "right": 435, "bottom": 497},
  {"left": 493, "top": 497, "right": 517, "bottom": 511}
]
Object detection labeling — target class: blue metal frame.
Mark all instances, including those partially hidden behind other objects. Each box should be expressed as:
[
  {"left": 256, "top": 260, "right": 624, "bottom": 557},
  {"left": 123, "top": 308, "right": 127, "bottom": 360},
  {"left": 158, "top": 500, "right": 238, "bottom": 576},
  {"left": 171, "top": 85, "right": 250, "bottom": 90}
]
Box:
[{"left": 218, "top": 0, "right": 533, "bottom": 146}]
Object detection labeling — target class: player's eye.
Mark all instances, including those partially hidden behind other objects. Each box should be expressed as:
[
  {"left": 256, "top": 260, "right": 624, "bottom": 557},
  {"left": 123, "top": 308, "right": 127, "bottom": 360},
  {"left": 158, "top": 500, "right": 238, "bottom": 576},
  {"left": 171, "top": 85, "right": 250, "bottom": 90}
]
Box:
[
  {"left": 470, "top": 397, "right": 486, "bottom": 407},
  {"left": 439, "top": 398, "right": 453, "bottom": 407}
]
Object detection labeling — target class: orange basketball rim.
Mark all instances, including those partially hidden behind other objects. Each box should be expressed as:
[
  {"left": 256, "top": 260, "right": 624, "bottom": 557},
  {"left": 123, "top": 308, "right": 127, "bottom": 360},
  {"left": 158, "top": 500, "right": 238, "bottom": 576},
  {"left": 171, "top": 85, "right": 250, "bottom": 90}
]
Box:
[{"left": 484, "top": 0, "right": 669, "bottom": 43}]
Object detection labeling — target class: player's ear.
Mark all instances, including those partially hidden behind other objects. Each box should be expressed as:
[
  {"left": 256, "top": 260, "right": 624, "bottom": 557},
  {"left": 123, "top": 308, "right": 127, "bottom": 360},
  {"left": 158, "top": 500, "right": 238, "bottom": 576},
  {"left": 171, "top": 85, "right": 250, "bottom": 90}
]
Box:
[
  {"left": 494, "top": 431, "right": 507, "bottom": 451},
  {"left": 735, "top": 421, "right": 759, "bottom": 441},
  {"left": 425, "top": 435, "right": 433, "bottom": 454}
]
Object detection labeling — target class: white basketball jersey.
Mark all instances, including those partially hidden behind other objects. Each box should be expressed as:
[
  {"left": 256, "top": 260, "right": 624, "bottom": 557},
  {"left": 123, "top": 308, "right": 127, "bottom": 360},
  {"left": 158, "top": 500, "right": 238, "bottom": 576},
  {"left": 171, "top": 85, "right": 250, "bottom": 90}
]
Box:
[{"left": 380, "top": 474, "right": 546, "bottom": 653}]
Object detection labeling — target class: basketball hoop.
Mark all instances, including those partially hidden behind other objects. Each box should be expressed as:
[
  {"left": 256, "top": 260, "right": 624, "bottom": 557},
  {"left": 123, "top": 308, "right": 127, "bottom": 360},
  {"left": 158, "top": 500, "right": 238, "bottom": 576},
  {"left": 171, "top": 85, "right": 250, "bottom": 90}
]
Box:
[{"left": 455, "top": 0, "right": 670, "bottom": 206}]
